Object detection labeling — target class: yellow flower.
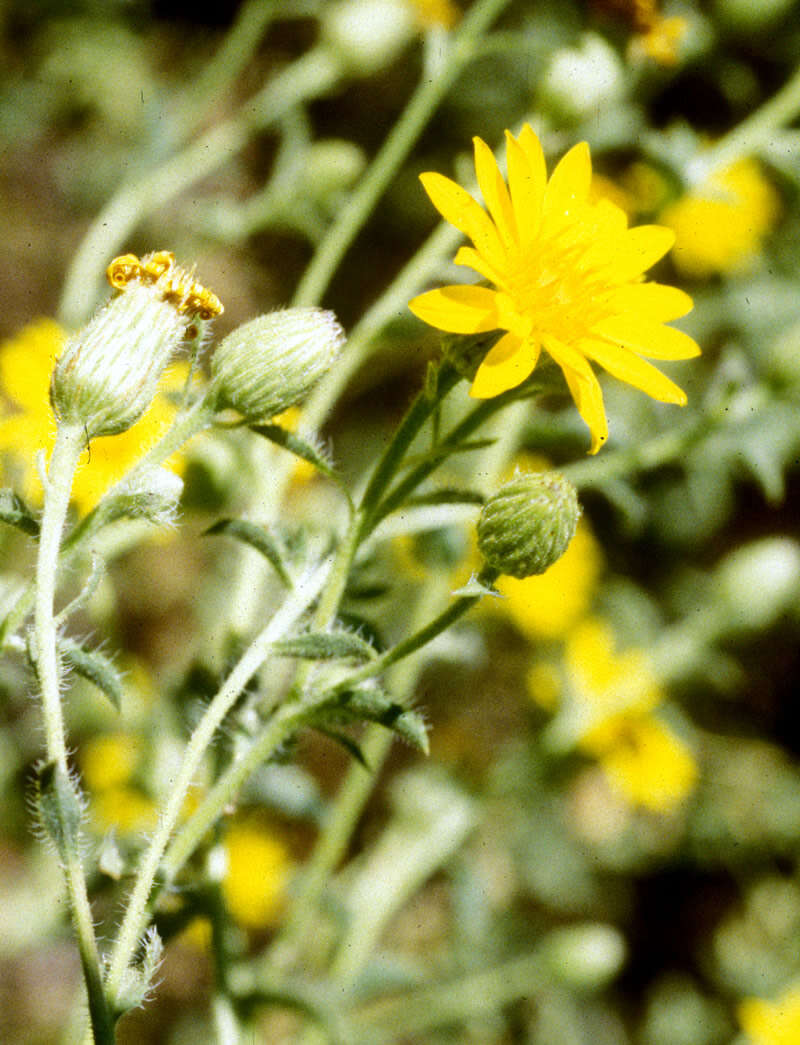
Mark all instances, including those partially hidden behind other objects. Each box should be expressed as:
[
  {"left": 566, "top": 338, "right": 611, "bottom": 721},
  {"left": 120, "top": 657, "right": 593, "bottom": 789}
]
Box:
[
  {"left": 565, "top": 617, "right": 661, "bottom": 717},
  {"left": 407, "top": 0, "right": 459, "bottom": 29},
  {"left": 90, "top": 786, "right": 157, "bottom": 836},
  {"left": 631, "top": 15, "right": 688, "bottom": 65},
  {"left": 581, "top": 712, "right": 697, "bottom": 813},
  {"left": 221, "top": 818, "right": 293, "bottom": 930},
  {"left": 80, "top": 732, "right": 143, "bottom": 792},
  {"left": 0, "top": 319, "right": 187, "bottom": 514},
  {"left": 739, "top": 981, "right": 800, "bottom": 1045},
  {"left": 408, "top": 124, "right": 700, "bottom": 453},
  {"left": 660, "top": 158, "right": 780, "bottom": 278},
  {"left": 549, "top": 618, "right": 697, "bottom": 812},
  {"left": 496, "top": 519, "right": 603, "bottom": 640}
]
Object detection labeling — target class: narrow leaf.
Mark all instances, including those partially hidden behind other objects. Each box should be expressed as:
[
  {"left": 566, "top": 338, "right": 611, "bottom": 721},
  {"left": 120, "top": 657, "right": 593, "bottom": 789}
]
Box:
[
  {"left": 273, "top": 631, "right": 377, "bottom": 664},
  {"left": 35, "top": 762, "right": 83, "bottom": 859},
  {"left": 205, "top": 518, "right": 292, "bottom": 587},
  {"left": 61, "top": 638, "right": 124, "bottom": 710},
  {"left": 314, "top": 726, "right": 369, "bottom": 767},
  {"left": 250, "top": 423, "right": 338, "bottom": 482},
  {"left": 0, "top": 488, "right": 39, "bottom": 537},
  {"left": 404, "top": 488, "right": 485, "bottom": 508}
]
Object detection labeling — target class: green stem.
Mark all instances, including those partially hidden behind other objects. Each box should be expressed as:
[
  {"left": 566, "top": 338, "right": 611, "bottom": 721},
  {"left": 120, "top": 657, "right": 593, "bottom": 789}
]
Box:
[
  {"left": 687, "top": 60, "right": 800, "bottom": 183},
  {"left": 357, "top": 361, "right": 463, "bottom": 537},
  {"left": 0, "top": 396, "right": 214, "bottom": 651},
  {"left": 105, "top": 557, "right": 332, "bottom": 1006},
  {"left": 59, "top": 45, "right": 342, "bottom": 328},
  {"left": 349, "top": 951, "right": 545, "bottom": 1044},
  {"left": 33, "top": 422, "right": 114, "bottom": 1044},
  {"left": 292, "top": 0, "right": 514, "bottom": 308}
]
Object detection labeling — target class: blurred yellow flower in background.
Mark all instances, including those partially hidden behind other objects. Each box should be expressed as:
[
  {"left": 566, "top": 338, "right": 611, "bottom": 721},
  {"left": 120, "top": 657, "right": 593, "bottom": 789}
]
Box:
[
  {"left": 739, "top": 981, "right": 800, "bottom": 1045},
  {"left": 221, "top": 818, "right": 293, "bottom": 930},
  {"left": 581, "top": 711, "right": 697, "bottom": 813},
  {"left": 80, "top": 731, "right": 157, "bottom": 837},
  {"left": 409, "top": 124, "right": 700, "bottom": 453},
  {"left": 661, "top": 158, "right": 780, "bottom": 278},
  {"left": 0, "top": 319, "right": 187, "bottom": 514},
  {"left": 408, "top": 0, "right": 459, "bottom": 29},
  {"left": 536, "top": 618, "right": 697, "bottom": 812},
  {"left": 497, "top": 520, "right": 603, "bottom": 641}
]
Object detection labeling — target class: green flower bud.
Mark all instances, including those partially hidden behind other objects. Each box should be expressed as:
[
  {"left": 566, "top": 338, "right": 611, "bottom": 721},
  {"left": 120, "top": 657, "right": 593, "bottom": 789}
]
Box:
[
  {"left": 541, "top": 923, "right": 626, "bottom": 990},
  {"left": 210, "top": 308, "right": 344, "bottom": 422},
  {"left": 538, "top": 34, "right": 624, "bottom": 123},
  {"left": 477, "top": 472, "right": 580, "bottom": 579},
  {"left": 51, "top": 283, "right": 188, "bottom": 439},
  {"left": 714, "top": 536, "right": 800, "bottom": 633},
  {"left": 105, "top": 467, "right": 184, "bottom": 526},
  {"left": 320, "top": 0, "right": 415, "bottom": 77}
]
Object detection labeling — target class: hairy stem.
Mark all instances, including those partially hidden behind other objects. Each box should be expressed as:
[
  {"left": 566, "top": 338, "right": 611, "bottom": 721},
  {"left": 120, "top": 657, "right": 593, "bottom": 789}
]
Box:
[{"left": 33, "top": 421, "right": 114, "bottom": 1044}]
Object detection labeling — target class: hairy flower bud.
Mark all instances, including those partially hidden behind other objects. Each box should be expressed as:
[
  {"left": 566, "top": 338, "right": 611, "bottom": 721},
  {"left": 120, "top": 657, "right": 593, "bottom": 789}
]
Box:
[
  {"left": 209, "top": 308, "right": 345, "bottom": 422},
  {"left": 51, "top": 284, "right": 188, "bottom": 439},
  {"left": 478, "top": 472, "right": 580, "bottom": 579},
  {"left": 50, "top": 244, "right": 226, "bottom": 441}
]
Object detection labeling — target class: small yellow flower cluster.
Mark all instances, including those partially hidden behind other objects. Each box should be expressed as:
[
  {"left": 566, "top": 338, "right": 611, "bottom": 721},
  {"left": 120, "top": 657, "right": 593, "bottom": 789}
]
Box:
[
  {"left": 221, "top": 817, "right": 293, "bottom": 930},
  {"left": 739, "top": 981, "right": 800, "bottom": 1045},
  {"left": 0, "top": 319, "right": 187, "bottom": 514},
  {"left": 661, "top": 158, "right": 780, "bottom": 278}
]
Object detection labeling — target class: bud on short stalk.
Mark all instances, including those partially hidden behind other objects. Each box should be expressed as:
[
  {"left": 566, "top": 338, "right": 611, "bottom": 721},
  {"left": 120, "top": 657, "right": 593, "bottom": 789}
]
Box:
[
  {"left": 51, "top": 284, "right": 188, "bottom": 439},
  {"left": 209, "top": 307, "right": 345, "bottom": 422},
  {"left": 478, "top": 472, "right": 580, "bottom": 579}
]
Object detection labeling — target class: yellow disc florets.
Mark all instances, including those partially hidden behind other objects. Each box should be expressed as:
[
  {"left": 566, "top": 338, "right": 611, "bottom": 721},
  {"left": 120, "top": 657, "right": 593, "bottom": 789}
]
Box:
[{"left": 106, "top": 250, "right": 224, "bottom": 320}]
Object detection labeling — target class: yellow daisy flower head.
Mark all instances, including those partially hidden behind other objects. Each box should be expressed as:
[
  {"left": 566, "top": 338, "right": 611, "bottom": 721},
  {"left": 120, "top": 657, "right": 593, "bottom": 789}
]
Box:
[
  {"left": 408, "top": 124, "right": 701, "bottom": 453},
  {"left": 739, "top": 981, "right": 800, "bottom": 1045},
  {"left": 580, "top": 711, "right": 697, "bottom": 813},
  {"left": 660, "top": 158, "right": 781, "bottom": 278}
]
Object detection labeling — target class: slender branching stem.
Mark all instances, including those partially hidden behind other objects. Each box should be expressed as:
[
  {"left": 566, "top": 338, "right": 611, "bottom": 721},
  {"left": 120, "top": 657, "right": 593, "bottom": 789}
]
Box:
[{"left": 33, "top": 421, "right": 114, "bottom": 1044}]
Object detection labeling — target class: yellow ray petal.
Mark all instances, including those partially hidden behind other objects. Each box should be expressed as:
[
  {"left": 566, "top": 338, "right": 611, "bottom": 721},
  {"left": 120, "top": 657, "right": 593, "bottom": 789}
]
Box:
[
  {"left": 408, "top": 285, "right": 499, "bottom": 333},
  {"left": 473, "top": 136, "right": 516, "bottom": 246},
  {"left": 470, "top": 332, "right": 539, "bottom": 397},
  {"left": 604, "top": 283, "right": 694, "bottom": 322},
  {"left": 591, "top": 315, "right": 701, "bottom": 359},
  {"left": 506, "top": 127, "right": 545, "bottom": 245},
  {"left": 543, "top": 335, "right": 608, "bottom": 453},
  {"left": 543, "top": 142, "right": 592, "bottom": 223},
  {"left": 453, "top": 245, "right": 506, "bottom": 288},
  {"left": 0, "top": 319, "right": 62, "bottom": 410},
  {"left": 581, "top": 338, "right": 687, "bottom": 404},
  {"left": 419, "top": 172, "right": 506, "bottom": 271},
  {"left": 607, "top": 225, "right": 676, "bottom": 280}
]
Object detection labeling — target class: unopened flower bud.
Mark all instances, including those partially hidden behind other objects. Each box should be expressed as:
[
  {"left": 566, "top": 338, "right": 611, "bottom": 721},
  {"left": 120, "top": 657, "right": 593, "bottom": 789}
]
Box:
[
  {"left": 210, "top": 308, "right": 345, "bottom": 422},
  {"left": 320, "top": 0, "right": 415, "bottom": 77},
  {"left": 714, "top": 537, "right": 800, "bottom": 633},
  {"left": 478, "top": 472, "right": 580, "bottom": 579},
  {"left": 538, "top": 34, "right": 624, "bottom": 123},
  {"left": 541, "top": 923, "right": 626, "bottom": 990},
  {"left": 106, "top": 467, "right": 184, "bottom": 526}
]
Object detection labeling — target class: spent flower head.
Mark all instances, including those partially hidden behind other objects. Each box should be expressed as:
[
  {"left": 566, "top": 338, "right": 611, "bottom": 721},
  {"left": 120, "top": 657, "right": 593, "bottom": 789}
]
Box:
[
  {"left": 52, "top": 250, "right": 220, "bottom": 439},
  {"left": 0, "top": 319, "right": 190, "bottom": 513},
  {"left": 409, "top": 124, "right": 701, "bottom": 453}
]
